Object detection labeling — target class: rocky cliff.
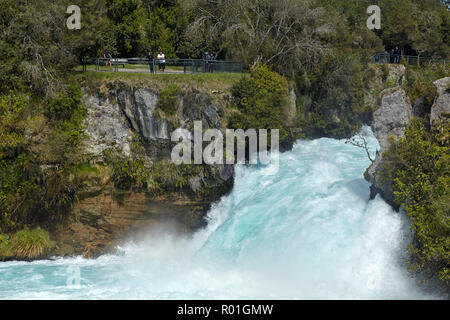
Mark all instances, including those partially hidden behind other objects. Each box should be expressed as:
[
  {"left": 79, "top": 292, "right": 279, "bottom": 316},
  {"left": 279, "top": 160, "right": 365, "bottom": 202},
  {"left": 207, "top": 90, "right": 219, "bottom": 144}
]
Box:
[
  {"left": 366, "top": 69, "right": 450, "bottom": 207},
  {"left": 366, "top": 88, "right": 413, "bottom": 207},
  {"left": 52, "top": 79, "right": 238, "bottom": 258}
]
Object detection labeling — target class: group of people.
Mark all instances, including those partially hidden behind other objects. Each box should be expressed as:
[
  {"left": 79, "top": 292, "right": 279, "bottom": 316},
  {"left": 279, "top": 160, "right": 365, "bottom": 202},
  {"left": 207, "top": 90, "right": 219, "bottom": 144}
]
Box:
[
  {"left": 203, "top": 52, "right": 216, "bottom": 73},
  {"left": 102, "top": 50, "right": 218, "bottom": 73},
  {"left": 374, "top": 46, "right": 403, "bottom": 64},
  {"left": 102, "top": 50, "right": 166, "bottom": 72},
  {"left": 389, "top": 46, "right": 402, "bottom": 64},
  {"left": 146, "top": 50, "right": 166, "bottom": 73}
]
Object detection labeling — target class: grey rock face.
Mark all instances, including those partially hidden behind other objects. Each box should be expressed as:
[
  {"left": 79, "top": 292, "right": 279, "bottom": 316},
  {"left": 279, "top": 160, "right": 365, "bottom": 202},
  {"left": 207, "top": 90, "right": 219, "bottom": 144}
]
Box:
[
  {"left": 412, "top": 97, "right": 429, "bottom": 118},
  {"left": 430, "top": 77, "right": 450, "bottom": 131},
  {"left": 118, "top": 88, "right": 169, "bottom": 140},
  {"left": 189, "top": 176, "right": 202, "bottom": 193},
  {"left": 371, "top": 90, "right": 412, "bottom": 151},
  {"left": 218, "top": 164, "right": 234, "bottom": 182},
  {"left": 181, "top": 90, "right": 219, "bottom": 129},
  {"left": 386, "top": 64, "right": 406, "bottom": 86},
  {"left": 203, "top": 104, "right": 220, "bottom": 128},
  {"left": 83, "top": 94, "right": 133, "bottom": 159},
  {"left": 367, "top": 89, "right": 412, "bottom": 206},
  {"left": 289, "top": 88, "right": 297, "bottom": 120}
]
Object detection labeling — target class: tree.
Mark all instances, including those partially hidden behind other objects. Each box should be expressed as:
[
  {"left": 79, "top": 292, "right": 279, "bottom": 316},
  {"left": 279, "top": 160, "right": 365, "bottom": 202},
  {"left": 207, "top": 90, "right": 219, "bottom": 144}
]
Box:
[
  {"left": 106, "top": 0, "right": 147, "bottom": 57},
  {"left": 185, "top": 0, "right": 331, "bottom": 75}
]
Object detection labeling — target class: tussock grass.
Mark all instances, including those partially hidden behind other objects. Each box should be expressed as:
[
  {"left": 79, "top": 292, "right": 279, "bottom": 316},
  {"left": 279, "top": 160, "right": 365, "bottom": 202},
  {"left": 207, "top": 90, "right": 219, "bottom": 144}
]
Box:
[{"left": 10, "top": 227, "right": 55, "bottom": 260}]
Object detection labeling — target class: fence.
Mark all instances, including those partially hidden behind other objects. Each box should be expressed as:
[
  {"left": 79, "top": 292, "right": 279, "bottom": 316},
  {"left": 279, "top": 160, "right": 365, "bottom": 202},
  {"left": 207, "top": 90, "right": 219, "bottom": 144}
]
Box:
[
  {"left": 371, "top": 53, "right": 448, "bottom": 67},
  {"left": 81, "top": 58, "right": 243, "bottom": 74}
]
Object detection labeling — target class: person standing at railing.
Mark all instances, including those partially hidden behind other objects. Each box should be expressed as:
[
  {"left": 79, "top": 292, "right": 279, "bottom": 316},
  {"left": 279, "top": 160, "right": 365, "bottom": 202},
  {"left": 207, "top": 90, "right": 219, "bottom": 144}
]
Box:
[
  {"left": 209, "top": 53, "right": 215, "bottom": 73},
  {"left": 146, "top": 50, "right": 154, "bottom": 73},
  {"left": 389, "top": 49, "right": 394, "bottom": 63},
  {"left": 203, "top": 52, "right": 210, "bottom": 73},
  {"left": 104, "top": 51, "right": 113, "bottom": 70},
  {"left": 157, "top": 51, "right": 165, "bottom": 73},
  {"left": 394, "top": 46, "right": 400, "bottom": 64}
]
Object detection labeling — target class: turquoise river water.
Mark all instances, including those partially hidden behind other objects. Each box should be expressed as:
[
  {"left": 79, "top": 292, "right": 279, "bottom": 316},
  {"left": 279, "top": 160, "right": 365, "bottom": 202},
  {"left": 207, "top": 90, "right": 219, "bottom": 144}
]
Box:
[{"left": 0, "top": 127, "right": 440, "bottom": 299}]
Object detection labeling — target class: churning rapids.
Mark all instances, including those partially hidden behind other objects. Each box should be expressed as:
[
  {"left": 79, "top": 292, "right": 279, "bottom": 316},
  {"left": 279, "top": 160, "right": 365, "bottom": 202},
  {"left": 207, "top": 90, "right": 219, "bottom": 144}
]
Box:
[{"left": 0, "top": 127, "right": 440, "bottom": 299}]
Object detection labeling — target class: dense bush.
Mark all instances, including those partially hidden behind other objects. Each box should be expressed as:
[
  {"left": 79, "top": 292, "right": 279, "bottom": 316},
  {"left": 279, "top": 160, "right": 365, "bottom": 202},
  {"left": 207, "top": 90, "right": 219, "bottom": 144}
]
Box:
[
  {"left": 404, "top": 64, "right": 448, "bottom": 114},
  {"left": 380, "top": 119, "right": 450, "bottom": 285},
  {"left": 295, "top": 51, "right": 372, "bottom": 138},
  {"left": 0, "top": 85, "right": 85, "bottom": 233},
  {"left": 229, "top": 64, "right": 290, "bottom": 145},
  {"left": 157, "top": 84, "right": 180, "bottom": 116},
  {"left": 0, "top": 93, "right": 29, "bottom": 159}
]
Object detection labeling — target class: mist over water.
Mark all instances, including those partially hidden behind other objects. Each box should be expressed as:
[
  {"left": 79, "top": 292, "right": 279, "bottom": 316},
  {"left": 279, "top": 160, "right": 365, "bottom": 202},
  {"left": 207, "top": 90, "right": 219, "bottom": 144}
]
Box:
[{"left": 0, "top": 127, "right": 438, "bottom": 299}]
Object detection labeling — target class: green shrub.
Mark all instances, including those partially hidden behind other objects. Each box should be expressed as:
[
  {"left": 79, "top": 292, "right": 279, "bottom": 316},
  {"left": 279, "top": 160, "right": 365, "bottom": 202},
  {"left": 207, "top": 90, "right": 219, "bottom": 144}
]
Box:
[
  {"left": 0, "top": 92, "right": 29, "bottom": 159},
  {"left": 103, "top": 136, "right": 151, "bottom": 190},
  {"left": 295, "top": 51, "right": 369, "bottom": 138},
  {"left": 10, "top": 227, "right": 55, "bottom": 260},
  {"left": 229, "top": 64, "right": 290, "bottom": 145},
  {"left": 404, "top": 64, "right": 446, "bottom": 111},
  {"left": 380, "top": 119, "right": 449, "bottom": 286},
  {"left": 157, "top": 84, "right": 180, "bottom": 116},
  {"left": 46, "top": 83, "right": 83, "bottom": 122},
  {"left": 406, "top": 80, "right": 437, "bottom": 111},
  {"left": 0, "top": 87, "right": 84, "bottom": 233}
]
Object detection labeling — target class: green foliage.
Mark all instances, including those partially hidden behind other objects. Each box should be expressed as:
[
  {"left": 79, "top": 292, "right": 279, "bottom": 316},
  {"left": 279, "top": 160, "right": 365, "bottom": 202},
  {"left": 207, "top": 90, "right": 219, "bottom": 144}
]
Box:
[
  {"left": 229, "top": 64, "right": 290, "bottom": 144},
  {"left": 103, "top": 135, "right": 224, "bottom": 197},
  {"left": 106, "top": 0, "right": 147, "bottom": 57},
  {"left": 43, "top": 83, "right": 87, "bottom": 164},
  {"left": 0, "top": 93, "right": 29, "bottom": 159},
  {"left": 10, "top": 227, "right": 55, "bottom": 260},
  {"left": 380, "top": 119, "right": 450, "bottom": 285},
  {"left": 104, "top": 138, "right": 151, "bottom": 190},
  {"left": 157, "top": 84, "right": 180, "bottom": 116},
  {"left": 296, "top": 51, "right": 372, "bottom": 138},
  {"left": 46, "top": 84, "right": 83, "bottom": 122},
  {"left": 0, "top": 234, "right": 13, "bottom": 260},
  {"left": 404, "top": 64, "right": 447, "bottom": 112},
  {"left": 0, "top": 86, "right": 84, "bottom": 233}
]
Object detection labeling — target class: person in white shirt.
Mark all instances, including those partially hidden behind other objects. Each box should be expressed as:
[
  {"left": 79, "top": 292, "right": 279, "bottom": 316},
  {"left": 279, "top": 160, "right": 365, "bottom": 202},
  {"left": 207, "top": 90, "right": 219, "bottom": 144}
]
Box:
[{"left": 157, "top": 51, "right": 165, "bottom": 72}]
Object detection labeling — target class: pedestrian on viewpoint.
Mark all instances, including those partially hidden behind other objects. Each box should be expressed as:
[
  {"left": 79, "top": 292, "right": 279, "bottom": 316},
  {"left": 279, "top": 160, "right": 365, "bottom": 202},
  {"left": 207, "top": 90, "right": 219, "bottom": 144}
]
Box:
[
  {"left": 157, "top": 51, "right": 165, "bottom": 72},
  {"left": 209, "top": 53, "right": 215, "bottom": 73},
  {"left": 394, "top": 46, "right": 400, "bottom": 63},
  {"left": 389, "top": 49, "right": 394, "bottom": 63},
  {"left": 203, "top": 52, "right": 210, "bottom": 73},
  {"left": 104, "top": 50, "right": 113, "bottom": 70},
  {"left": 146, "top": 50, "right": 154, "bottom": 73}
]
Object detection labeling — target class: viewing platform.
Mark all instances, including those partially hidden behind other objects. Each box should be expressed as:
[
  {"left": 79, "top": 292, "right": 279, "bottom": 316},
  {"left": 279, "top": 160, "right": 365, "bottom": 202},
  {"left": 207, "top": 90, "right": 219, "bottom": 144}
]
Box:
[{"left": 81, "top": 58, "right": 243, "bottom": 74}]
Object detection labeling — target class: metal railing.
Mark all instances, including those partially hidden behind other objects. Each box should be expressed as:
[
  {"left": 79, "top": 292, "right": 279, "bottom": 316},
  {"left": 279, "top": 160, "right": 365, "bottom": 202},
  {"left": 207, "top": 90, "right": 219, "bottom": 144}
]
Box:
[
  {"left": 371, "top": 53, "right": 448, "bottom": 67},
  {"left": 81, "top": 58, "right": 243, "bottom": 74}
]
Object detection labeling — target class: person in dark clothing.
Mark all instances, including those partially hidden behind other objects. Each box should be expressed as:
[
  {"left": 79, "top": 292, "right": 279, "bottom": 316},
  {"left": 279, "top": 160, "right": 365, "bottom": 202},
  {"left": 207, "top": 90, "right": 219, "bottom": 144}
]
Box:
[
  {"left": 389, "top": 49, "right": 395, "bottom": 63},
  {"left": 394, "top": 46, "right": 400, "bottom": 63},
  {"left": 146, "top": 50, "right": 154, "bottom": 73},
  {"left": 203, "top": 52, "right": 210, "bottom": 73},
  {"left": 209, "top": 53, "right": 215, "bottom": 73}
]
